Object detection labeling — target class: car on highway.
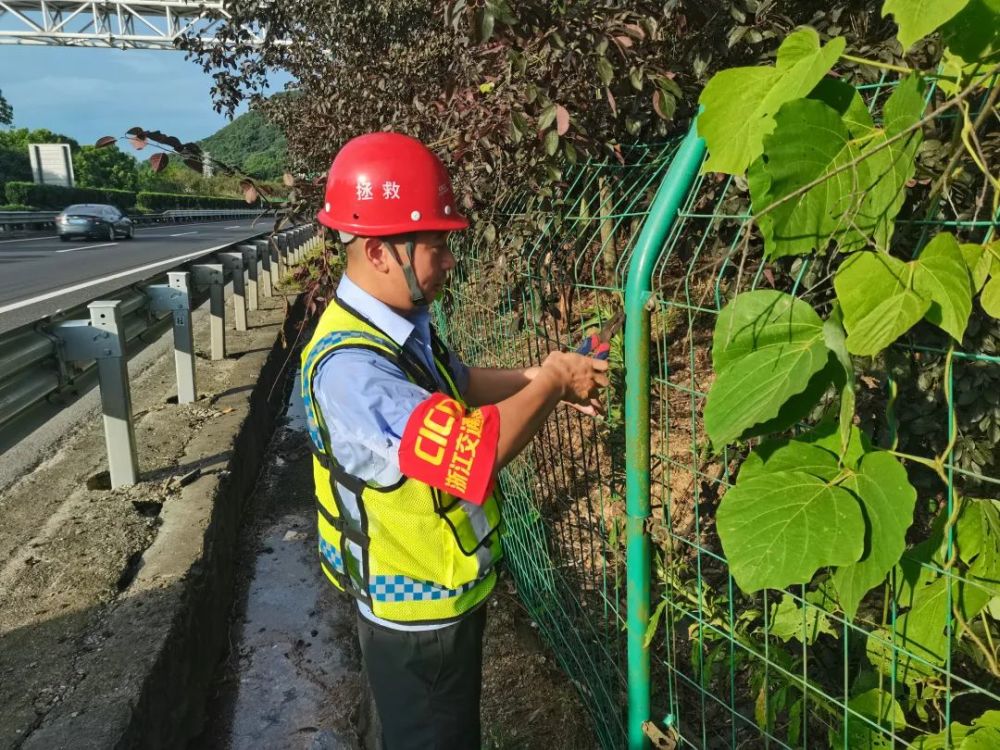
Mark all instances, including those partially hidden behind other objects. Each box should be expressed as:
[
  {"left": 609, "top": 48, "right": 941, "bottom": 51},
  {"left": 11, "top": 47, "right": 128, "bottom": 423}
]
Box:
[{"left": 56, "top": 204, "right": 135, "bottom": 241}]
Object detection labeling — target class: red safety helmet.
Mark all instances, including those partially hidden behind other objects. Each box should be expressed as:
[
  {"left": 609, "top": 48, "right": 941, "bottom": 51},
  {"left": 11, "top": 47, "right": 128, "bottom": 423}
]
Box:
[{"left": 316, "top": 132, "right": 469, "bottom": 237}]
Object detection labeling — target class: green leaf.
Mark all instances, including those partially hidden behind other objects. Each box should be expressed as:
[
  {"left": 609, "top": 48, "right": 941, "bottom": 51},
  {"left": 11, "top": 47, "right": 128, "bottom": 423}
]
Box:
[
  {"left": 824, "top": 304, "right": 856, "bottom": 458},
  {"left": 643, "top": 599, "right": 667, "bottom": 647},
  {"left": 543, "top": 129, "right": 559, "bottom": 156},
  {"left": 963, "top": 728, "right": 1000, "bottom": 750},
  {"left": 982, "top": 275, "right": 1000, "bottom": 318},
  {"left": 912, "top": 711, "right": 1000, "bottom": 749},
  {"left": 480, "top": 7, "right": 495, "bottom": 42},
  {"left": 698, "top": 27, "right": 845, "bottom": 175},
  {"left": 912, "top": 232, "right": 974, "bottom": 341},
  {"left": 809, "top": 78, "right": 875, "bottom": 136},
  {"left": 882, "top": 0, "right": 971, "bottom": 50},
  {"left": 744, "top": 358, "right": 837, "bottom": 439},
  {"left": 854, "top": 75, "right": 925, "bottom": 253},
  {"left": 753, "top": 75, "right": 923, "bottom": 259},
  {"left": 849, "top": 688, "right": 907, "bottom": 730},
  {"left": 596, "top": 56, "right": 614, "bottom": 86},
  {"left": 717, "top": 470, "right": 865, "bottom": 592},
  {"left": 832, "top": 451, "right": 917, "bottom": 620},
  {"left": 751, "top": 98, "right": 862, "bottom": 258},
  {"left": 835, "top": 252, "right": 931, "bottom": 356},
  {"left": 706, "top": 291, "right": 830, "bottom": 446},
  {"left": 739, "top": 438, "right": 841, "bottom": 483},
  {"left": 629, "top": 66, "right": 643, "bottom": 91},
  {"left": 941, "top": 0, "right": 1000, "bottom": 62},
  {"left": 868, "top": 563, "right": 992, "bottom": 683},
  {"left": 961, "top": 242, "right": 992, "bottom": 292},
  {"left": 537, "top": 103, "right": 557, "bottom": 131},
  {"left": 800, "top": 418, "right": 871, "bottom": 469},
  {"left": 767, "top": 593, "right": 837, "bottom": 644}
]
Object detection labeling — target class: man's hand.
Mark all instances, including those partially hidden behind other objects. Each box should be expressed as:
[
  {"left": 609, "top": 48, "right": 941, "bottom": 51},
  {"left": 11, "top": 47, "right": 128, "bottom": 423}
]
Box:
[
  {"left": 540, "top": 351, "right": 610, "bottom": 406},
  {"left": 525, "top": 358, "right": 607, "bottom": 417}
]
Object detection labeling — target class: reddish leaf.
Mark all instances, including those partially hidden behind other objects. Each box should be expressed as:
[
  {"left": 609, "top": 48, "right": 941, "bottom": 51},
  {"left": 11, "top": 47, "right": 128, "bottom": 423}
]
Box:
[
  {"left": 652, "top": 90, "right": 676, "bottom": 121},
  {"left": 149, "top": 153, "right": 169, "bottom": 172},
  {"left": 283, "top": 172, "right": 295, "bottom": 187},
  {"left": 555, "top": 105, "right": 570, "bottom": 136},
  {"left": 129, "top": 134, "right": 148, "bottom": 150},
  {"left": 623, "top": 23, "right": 646, "bottom": 40},
  {"left": 183, "top": 156, "right": 203, "bottom": 172},
  {"left": 94, "top": 136, "right": 117, "bottom": 148},
  {"left": 606, "top": 88, "right": 618, "bottom": 117},
  {"left": 240, "top": 180, "right": 259, "bottom": 204},
  {"left": 144, "top": 131, "right": 184, "bottom": 151},
  {"left": 613, "top": 35, "right": 634, "bottom": 48}
]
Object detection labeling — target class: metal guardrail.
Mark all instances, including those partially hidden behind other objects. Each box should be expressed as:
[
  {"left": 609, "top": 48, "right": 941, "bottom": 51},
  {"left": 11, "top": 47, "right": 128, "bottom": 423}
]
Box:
[
  {"left": 0, "top": 208, "right": 267, "bottom": 232},
  {"left": 0, "top": 223, "right": 322, "bottom": 486}
]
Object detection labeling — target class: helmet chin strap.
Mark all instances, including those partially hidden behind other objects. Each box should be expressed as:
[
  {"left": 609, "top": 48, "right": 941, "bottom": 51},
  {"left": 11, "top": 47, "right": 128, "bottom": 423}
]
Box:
[{"left": 384, "top": 238, "right": 427, "bottom": 307}]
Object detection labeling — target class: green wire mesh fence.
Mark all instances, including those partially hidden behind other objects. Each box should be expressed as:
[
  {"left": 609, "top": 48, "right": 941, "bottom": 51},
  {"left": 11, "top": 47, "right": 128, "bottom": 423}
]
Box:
[
  {"left": 643, "top": 79, "right": 1000, "bottom": 749},
  {"left": 437, "top": 78, "right": 999, "bottom": 748},
  {"left": 436, "top": 141, "right": 683, "bottom": 748}
]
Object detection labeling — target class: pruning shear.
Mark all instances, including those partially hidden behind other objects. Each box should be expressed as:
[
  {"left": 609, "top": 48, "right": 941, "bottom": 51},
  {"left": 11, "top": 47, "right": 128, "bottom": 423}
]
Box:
[{"left": 575, "top": 310, "right": 625, "bottom": 361}]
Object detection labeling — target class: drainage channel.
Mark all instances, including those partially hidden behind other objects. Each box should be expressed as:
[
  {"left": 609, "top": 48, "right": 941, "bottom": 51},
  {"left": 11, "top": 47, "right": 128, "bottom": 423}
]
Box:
[{"left": 192, "top": 372, "right": 366, "bottom": 750}]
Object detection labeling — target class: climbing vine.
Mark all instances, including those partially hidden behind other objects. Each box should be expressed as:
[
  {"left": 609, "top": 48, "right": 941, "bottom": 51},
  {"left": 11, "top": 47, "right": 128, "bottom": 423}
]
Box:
[{"left": 700, "top": 1, "right": 999, "bottom": 743}]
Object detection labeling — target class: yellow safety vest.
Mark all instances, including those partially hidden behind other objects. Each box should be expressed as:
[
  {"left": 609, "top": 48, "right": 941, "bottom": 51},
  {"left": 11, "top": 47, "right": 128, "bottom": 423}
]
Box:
[{"left": 300, "top": 295, "right": 503, "bottom": 624}]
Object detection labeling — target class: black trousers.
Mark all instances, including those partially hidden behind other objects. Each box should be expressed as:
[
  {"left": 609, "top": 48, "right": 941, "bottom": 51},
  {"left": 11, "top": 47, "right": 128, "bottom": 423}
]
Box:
[{"left": 357, "top": 606, "right": 487, "bottom": 750}]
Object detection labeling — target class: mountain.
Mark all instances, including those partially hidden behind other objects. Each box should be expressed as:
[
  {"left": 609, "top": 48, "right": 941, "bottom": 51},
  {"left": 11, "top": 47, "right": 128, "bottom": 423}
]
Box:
[{"left": 199, "top": 109, "right": 287, "bottom": 180}]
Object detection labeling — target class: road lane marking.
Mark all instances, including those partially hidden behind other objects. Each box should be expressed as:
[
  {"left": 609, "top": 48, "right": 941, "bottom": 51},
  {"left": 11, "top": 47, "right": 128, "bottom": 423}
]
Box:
[
  {"left": 56, "top": 242, "right": 118, "bottom": 253},
  {"left": 0, "top": 239, "right": 251, "bottom": 315},
  {"left": 169, "top": 231, "right": 198, "bottom": 237},
  {"left": 0, "top": 235, "right": 58, "bottom": 245},
  {"left": 225, "top": 225, "right": 241, "bottom": 229}
]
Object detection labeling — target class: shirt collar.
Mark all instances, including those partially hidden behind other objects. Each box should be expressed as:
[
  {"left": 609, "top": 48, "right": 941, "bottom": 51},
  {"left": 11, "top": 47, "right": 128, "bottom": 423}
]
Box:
[{"left": 337, "top": 273, "right": 429, "bottom": 348}]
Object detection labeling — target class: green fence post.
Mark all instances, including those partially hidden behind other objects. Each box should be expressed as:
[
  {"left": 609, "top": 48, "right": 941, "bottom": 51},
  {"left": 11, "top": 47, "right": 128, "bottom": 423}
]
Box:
[{"left": 623, "top": 119, "right": 705, "bottom": 749}]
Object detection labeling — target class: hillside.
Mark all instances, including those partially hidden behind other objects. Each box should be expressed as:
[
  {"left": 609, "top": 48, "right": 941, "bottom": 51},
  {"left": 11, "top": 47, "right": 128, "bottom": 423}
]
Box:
[{"left": 199, "top": 109, "right": 287, "bottom": 180}]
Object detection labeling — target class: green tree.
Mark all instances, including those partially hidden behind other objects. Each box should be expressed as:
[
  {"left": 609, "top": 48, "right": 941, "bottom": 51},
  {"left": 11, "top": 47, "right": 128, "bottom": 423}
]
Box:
[
  {"left": 74, "top": 144, "right": 139, "bottom": 191},
  {"left": 0, "top": 89, "right": 12, "bottom": 127}
]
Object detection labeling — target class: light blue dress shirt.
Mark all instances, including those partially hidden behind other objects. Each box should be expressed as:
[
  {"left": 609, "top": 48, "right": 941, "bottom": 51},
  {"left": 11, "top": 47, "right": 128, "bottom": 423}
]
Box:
[{"left": 313, "top": 274, "right": 470, "bottom": 631}]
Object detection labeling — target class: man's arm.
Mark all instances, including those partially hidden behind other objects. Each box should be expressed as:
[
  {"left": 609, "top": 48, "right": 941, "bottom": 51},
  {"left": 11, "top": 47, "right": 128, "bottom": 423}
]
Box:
[{"left": 463, "top": 367, "right": 537, "bottom": 407}]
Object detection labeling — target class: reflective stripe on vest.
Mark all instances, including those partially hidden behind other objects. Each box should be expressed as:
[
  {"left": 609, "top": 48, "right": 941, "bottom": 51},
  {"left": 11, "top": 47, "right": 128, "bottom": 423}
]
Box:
[{"left": 300, "top": 297, "right": 503, "bottom": 625}]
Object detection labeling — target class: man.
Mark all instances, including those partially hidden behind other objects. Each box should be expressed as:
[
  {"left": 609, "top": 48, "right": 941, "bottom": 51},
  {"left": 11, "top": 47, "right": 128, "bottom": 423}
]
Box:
[{"left": 300, "top": 132, "right": 608, "bottom": 749}]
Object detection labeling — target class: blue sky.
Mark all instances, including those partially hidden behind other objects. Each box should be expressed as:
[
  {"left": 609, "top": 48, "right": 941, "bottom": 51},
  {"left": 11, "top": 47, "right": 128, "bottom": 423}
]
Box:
[{"left": 0, "top": 45, "right": 292, "bottom": 147}]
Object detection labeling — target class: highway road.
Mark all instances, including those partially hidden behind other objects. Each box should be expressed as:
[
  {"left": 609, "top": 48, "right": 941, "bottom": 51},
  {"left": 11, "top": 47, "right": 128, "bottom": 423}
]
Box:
[{"left": 0, "top": 218, "right": 277, "bottom": 333}]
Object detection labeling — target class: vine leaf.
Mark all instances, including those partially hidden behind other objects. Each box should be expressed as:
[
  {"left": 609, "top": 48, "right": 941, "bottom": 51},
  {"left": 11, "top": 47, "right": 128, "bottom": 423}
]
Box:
[
  {"left": 767, "top": 593, "right": 837, "bottom": 644},
  {"left": 835, "top": 252, "right": 931, "bottom": 356},
  {"left": 717, "top": 471, "right": 865, "bottom": 592},
  {"left": 705, "top": 291, "right": 830, "bottom": 446},
  {"left": 832, "top": 451, "right": 917, "bottom": 620},
  {"left": 698, "top": 27, "right": 845, "bottom": 175},
  {"left": 837, "top": 689, "right": 908, "bottom": 747},
  {"left": 800, "top": 418, "right": 871, "bottom": 469},
  {"left": 751, "top": 75, "right": 923, "bottom": 259},
  {"left": 739, "top": 438, "right": 840, "bottom": 483},
  {"left": 869, "top": 510, "right": 994, "bottom": 684},
  {"left": 751, "top": 98, "right": 862, "bottom": 258},
  {"left": 912, "top": 232, "right": 974, "bottom": 342},
  {"left": 961, "top": 241, "right": 993, "bottom": 292},
  {"left": 882, "top": 0, "right": 971, "bottom": 51},
  {"left": 823, "top": 305, "right": 856, "bottom": 459},
  {"left": 910, "top": 710, "right": 1000, "bottom": 749}
]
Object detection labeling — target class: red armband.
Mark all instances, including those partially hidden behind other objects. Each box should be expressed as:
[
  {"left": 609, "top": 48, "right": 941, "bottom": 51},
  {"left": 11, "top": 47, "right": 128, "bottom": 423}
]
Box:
[{"left": 398, "top": 394, "right": 500, "bottom": 505}]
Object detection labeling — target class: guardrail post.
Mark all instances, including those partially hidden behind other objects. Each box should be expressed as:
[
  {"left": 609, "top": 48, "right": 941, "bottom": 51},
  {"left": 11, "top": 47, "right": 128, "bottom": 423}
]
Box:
[
  {"left": 51, "top": 301, "right": 139, "bottom": 488},
  {"left": 240, "top": 244, "right": 260, "bottom": 311},
  {"left": 218, "top": 252, "right": 247, "bottom": 332},
  {"left": 272, "top": 235, "right": 286, "bottom": 282},
  {"left": 254, "top": 239, "right": 273, "bottom": 297},
  {"left": 192, "top": 264, "right": 226, "bottom": 359},
  {"left": 145, "top": 272, "right": 197, "bottom": 404}
]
